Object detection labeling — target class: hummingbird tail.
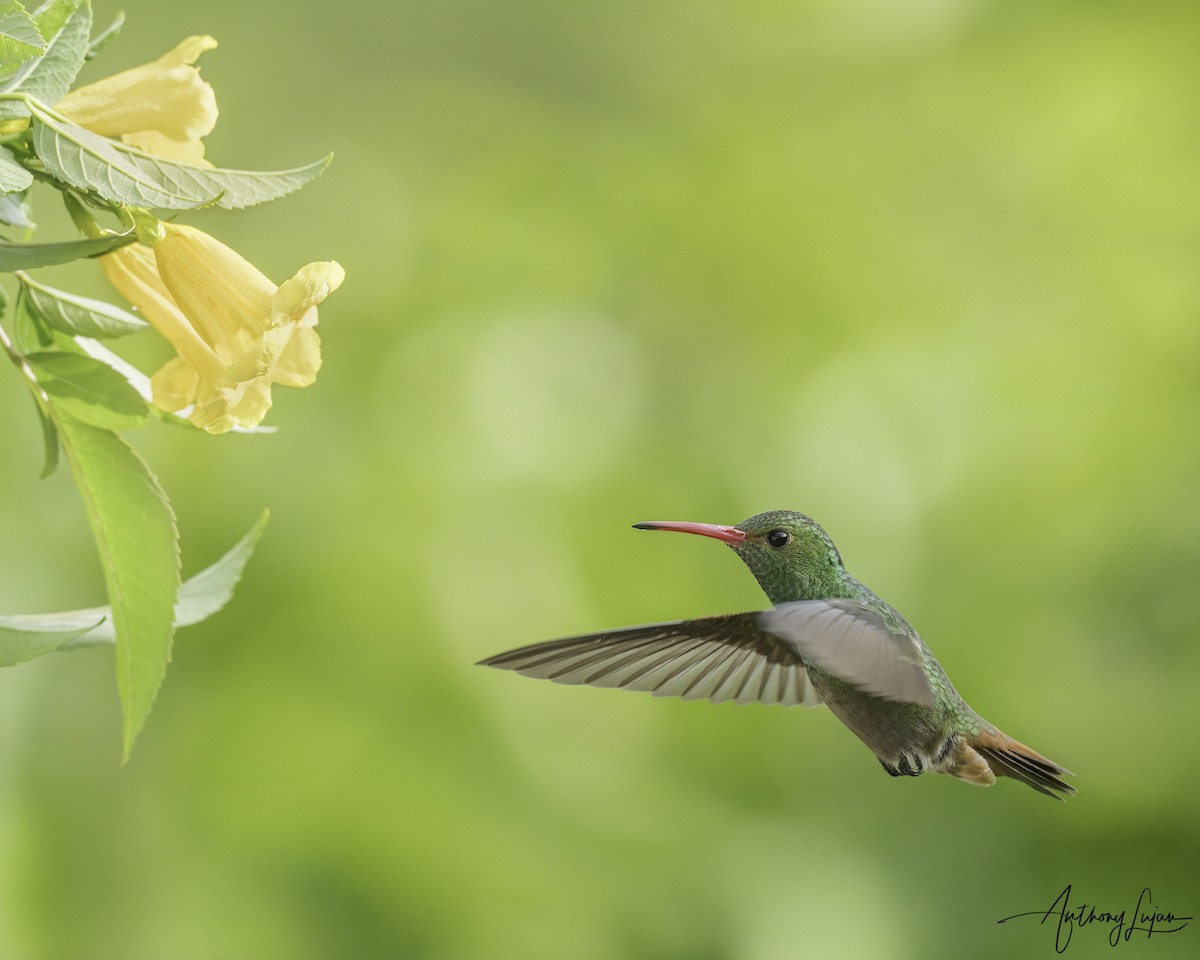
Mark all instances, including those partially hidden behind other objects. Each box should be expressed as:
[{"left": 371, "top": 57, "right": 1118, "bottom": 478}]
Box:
[
  {"left": 968, "top": 729, "right": 1076, "bottom": 800},
  {"left": 940, "top": 737, "right": 997, "bottom": 787}
]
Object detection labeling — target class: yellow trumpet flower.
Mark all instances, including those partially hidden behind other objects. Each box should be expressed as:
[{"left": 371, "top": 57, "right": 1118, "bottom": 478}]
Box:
[
  {"left": 57, "top": 36, "right": 219, "bottom": 165},
  {"left": 100, "top": 224, "right": 344, "bottom": 434}
]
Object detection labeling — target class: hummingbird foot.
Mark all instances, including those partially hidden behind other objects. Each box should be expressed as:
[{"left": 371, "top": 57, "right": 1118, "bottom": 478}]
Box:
[{"left": 878, "top": 752, "right": 925, "bottom": 777}]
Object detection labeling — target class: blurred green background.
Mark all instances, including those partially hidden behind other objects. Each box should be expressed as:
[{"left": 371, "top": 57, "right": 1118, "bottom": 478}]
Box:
[{"left": 2, "top": 0, "right": 1199, "bottom": 957}]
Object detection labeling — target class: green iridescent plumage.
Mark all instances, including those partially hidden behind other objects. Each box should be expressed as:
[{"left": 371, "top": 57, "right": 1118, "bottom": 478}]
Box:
[{"left": 481, "top": 510, "right": 1075, "bottom": 799}]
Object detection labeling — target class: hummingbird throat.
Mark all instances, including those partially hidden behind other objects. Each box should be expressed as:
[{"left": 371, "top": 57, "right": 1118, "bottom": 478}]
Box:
[{"left": 733, "top": 544, "right": 855, "bottom": 604}]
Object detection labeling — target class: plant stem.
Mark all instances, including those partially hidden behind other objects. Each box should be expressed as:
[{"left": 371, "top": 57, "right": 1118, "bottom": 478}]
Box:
[{"left": 0, "top": 316, "right": 48, "bottom": 402}]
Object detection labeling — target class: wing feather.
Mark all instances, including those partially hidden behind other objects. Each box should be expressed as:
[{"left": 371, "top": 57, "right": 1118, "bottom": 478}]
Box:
[
  {"left": 479, "top": 613, "right": 822, "bottom": 707},
  {"left": 759, "top": 599, "right": 935, "bottom": 708},
  {"left": 677, "top": 643, "right": 752, "bottom": 701}
]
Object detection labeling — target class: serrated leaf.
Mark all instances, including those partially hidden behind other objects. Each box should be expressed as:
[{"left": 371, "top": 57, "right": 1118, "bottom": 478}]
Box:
[
  {"left": 52, "top": 411, "right": 179, "bottom": 759},
  {"left": 0, "top": 188, "right": 34, "bottom": 227},
  {"left": 27, "top": 348, "right": 149, "bottom": 428},
  {"left": 0, "top": 144, "right": 32, "bottom": 193},
  {"left": 0, "top": 229, "right": 134, "bottom": 270},
  {"left": 20, "top": 273, "right": 147, "bottom": 336},
  {"left": 28, "top": 101, "right": 331, "bottom": 210},
  {"left": 0, "top": 610, "right": 104, "bottom": 665},
  {"left": 0, "top": 1, "right": 46, "bottom": 75},
  {"left": 0, "top": 0, "right": 87, "bottom": 118},
  {"left": 1, "top": 509, "right": 268, "bottom": 663},
  {"left": 51, "top": 509, "right": 271, "bottom": 649},
  {"left": 171, "top": 510, "right": 269, "bottom": 628},
  {"left": 33, "top": 0, "right": 80, "bottom": 40}
]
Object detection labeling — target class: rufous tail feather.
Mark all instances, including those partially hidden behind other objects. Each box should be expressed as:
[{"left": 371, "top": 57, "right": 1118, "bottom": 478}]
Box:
[
  {"left": 942, "top": 736, "right": 997, "bottom": 787},
  {"left": 968, "top": 728, "right": 1076, "bottom": 800}
]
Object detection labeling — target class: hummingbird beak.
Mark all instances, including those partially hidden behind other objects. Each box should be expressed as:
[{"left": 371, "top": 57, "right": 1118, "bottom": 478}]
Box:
[{"left": 632, "top": 520, "right": 748, "bottom": 544}]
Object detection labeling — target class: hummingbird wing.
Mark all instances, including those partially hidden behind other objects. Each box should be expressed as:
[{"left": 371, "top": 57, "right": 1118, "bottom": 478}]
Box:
[
  {"left": 478, "top": 613, "right": 821, "bottom": 707},
  {"left": 759, "top": 599, "right": 936, "bottom": 708}
]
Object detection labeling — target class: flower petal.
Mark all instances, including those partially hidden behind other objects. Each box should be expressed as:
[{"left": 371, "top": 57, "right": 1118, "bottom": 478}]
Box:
[
  {"left": 57, "top": 35, "right": 218, "bottom": 157},
  {"left": 152, "top": 35, "right": 219, "bottom": 70},
  {"left": 272, "top": 326, "right": 322, "bottom": 387},
  {"left": 100, "top": 243, "right": 222, "bottom": 378},
  {"left": 122, "top": 130, "right": 213, "bottom": 167},
  {"left": 192, "top": 375, "right": 273, "bottom": 435},
  {"left": 150, "top": 356, "right": 200, "bottom": 412},
  {"left": 100, "top": 223, "right": 342, "bottom": 433},
  {"left": 153, "top": 224, "right": 275, "bottom": 357},
  {"left": 271, "top": 261, "right": 346, "bottom": 325}
]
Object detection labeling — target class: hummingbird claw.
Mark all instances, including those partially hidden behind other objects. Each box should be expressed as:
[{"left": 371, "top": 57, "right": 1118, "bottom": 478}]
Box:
[{"left": 879, "top": 753, "right": 924, "bottom": 777}]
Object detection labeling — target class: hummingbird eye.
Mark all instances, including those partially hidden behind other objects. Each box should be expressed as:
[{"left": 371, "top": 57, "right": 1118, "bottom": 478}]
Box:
[{"left": 766, "top": 529, "right": 790, "bottom": 548}]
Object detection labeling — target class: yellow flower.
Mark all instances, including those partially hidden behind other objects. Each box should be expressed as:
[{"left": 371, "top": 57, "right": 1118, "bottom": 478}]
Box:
[
  {"left": 100, "top": 224, "right": 344, "bottom": 434},
  {"left": 57, "top": 36, "right": 219, "bottom": 165}
]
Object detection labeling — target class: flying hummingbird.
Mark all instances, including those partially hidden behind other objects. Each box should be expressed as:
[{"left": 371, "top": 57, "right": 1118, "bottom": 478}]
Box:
[{"left": 479, "top": 510, "right": 1075, "bottom": 799}]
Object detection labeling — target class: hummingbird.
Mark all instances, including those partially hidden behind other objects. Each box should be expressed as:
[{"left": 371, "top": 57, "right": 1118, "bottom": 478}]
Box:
[{"left": 479, "top": 510, "right": 1075, "bottom": 799}]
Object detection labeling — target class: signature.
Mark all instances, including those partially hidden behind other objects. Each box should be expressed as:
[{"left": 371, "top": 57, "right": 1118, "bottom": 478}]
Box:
[{"left": 998, "top": 885, "right": 1192, "bottom": 953}]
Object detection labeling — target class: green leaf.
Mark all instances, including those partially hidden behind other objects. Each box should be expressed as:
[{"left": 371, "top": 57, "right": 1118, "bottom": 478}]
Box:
[
  {"left": 0, "top": 144, "right": 32, "bottom": 193},
  {"left": 3, "top": 284, "right": 60, "bottom": 473},
  {"left": 171, "top": 510, "right": 269, "bottom": 628},
  {"left": 0, "top": 610, "right": 104, "bottom": 666},
  {"left": 13, "top": 280, "right": 55, "bottom": 348},
  {"left": 49, "top": 509, "right": 271, "bottom": 648},
  {"left": 32, "top": 0, "right": 80, "bottom": 40},
  {"left": 27, "top": 348, "right": 149, "bottom": 428},
  {"left": 0, "top": 1, "right": 46, "bottom": 75},
  {"left": 0, "top": 0, "right": 87, "bottom": 118},
  {"left": 30, "top": 386, "right": 58, "bottom": 475},
  {"left": 69, "top": 340, "right": 263, "bottom": 437},
  {"left": 52, "top": 412, "right": 179, "bottom": 759},
  {"left": 0, "top": 230, "right": 134, "bottom": 271},
  {"left": 20, "top": 272, "right": 147, "bottom": 337},
  {"left": 83, "top": 5, "right": 119, "bottom": 59},
  {"left": 71, "top": 337, "right": 273, "bottom": 436},
  {"left": 0, "top": 510, "right": 267, "bottom": 667},
  {"left": 28, "top": 101, "right": 332, "bottom": 210},
  {"left": 75, "top": 335, "right": 150, "bottom": 397},
  {"left": 0, "top": 188, "right": 34, "bottom": 228}
]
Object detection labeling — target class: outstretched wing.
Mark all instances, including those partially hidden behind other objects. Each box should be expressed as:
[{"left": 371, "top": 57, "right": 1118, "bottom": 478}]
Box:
[
  {"left": 760, "top": 599, "right": 936, "bottom": 708},
  {"left": 478, "top": 613, "right": 821, "bottom": 707}
]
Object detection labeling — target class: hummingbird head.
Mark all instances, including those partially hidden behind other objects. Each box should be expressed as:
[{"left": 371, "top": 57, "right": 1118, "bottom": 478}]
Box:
[{"left": 633, "top": 510, "right": 848, "bottom": 604}]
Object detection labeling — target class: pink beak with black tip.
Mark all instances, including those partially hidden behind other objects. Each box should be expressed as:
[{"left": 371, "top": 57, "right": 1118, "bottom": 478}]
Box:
[{"left": 632, "top": 520, "right": 748, "bottom": 544}]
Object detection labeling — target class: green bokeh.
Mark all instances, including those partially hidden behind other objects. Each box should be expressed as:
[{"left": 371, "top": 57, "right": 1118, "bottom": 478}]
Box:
[{"left": 2, "top": 0, "right": 1199, "bottom": 957}]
